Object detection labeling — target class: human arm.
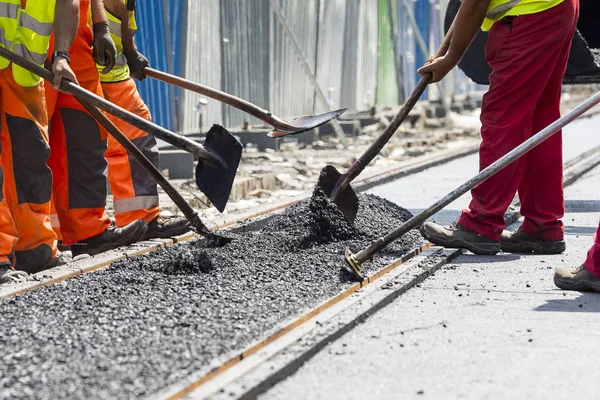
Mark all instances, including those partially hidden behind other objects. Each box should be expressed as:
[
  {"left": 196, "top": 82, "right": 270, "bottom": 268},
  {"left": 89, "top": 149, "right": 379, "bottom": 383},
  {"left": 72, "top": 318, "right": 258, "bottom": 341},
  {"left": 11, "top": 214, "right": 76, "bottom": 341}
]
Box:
[
  {"left": 52, "top": 0, "right": 80, "bottom": 89},
  {"left": 91, "top": 0, "right": 117, "bottom": 73},
  {"left": 417, "top": 0, "right": 491, "bottom": 83},
  {"left": 104, "top": 0, "right": 148, "bottom": 80}
]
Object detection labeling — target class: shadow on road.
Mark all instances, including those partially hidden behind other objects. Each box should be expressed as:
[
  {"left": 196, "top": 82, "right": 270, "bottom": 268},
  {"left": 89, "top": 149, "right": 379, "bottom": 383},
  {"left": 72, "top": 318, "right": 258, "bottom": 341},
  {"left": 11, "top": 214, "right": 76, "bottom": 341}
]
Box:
[
  {"left": 564, "top": 225, "right": 597, "bottom": 236},
  {"left": 452, "top": 253, "right": 522, "bottom": 264},
  {"left": 534, "top": 293, "right": 600, "bottom": 313},
  {"left": 565, "top": 199, "right": 600, "bottom": 213},
  {"left": 408, "top": 209, "right": 463, "bottom": 226}
]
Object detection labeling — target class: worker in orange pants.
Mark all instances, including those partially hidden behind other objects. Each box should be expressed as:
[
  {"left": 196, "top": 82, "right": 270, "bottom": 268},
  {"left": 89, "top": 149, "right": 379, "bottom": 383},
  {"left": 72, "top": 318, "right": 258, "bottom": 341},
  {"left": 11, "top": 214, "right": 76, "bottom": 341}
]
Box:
[
  {"left": 45, "top": 0, "right": 147, "bottom": 258},
  {"left": 0, "top": 0, "right": 79, "bottom": 282},
  {"left": 100, "top": 0, "right": 190, "bottom": 239}
]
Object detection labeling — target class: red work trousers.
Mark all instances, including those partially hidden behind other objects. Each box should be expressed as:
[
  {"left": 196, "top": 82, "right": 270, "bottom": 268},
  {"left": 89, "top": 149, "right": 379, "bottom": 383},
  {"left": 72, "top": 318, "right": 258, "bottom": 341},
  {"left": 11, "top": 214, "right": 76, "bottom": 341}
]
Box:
[
  {"left": 458, "top": 0, "right": 579, "bottom": 241},
  {"left": 102, "top": 79, "right": 160, "bottom": 227},
  {"left": 0, "top": 69, "right": 57, "bottom": 270},
  {"left": 45, "top": 13, "right": 111, "bottom": 245},
  {"left": 584, "top": 222, "right": 600, "bottom": 277}
]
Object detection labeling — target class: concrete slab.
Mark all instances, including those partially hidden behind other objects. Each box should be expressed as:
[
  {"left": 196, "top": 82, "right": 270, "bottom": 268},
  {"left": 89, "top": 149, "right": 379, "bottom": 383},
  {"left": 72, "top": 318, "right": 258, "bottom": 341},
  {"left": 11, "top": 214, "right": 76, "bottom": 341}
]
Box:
[
  {"left": 159, "top": 150, "right": 194, "bottom": 179},
  {"left": 318, "top": 120, "right": 362, "bottom": 139},
  {"left": 260, "top": 115, "right": 600, "bottom": 400}
]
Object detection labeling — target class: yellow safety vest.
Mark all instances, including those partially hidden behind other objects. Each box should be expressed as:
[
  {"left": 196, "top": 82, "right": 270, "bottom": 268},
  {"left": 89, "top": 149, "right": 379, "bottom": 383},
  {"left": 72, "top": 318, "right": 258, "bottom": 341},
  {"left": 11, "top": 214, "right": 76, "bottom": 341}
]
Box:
[
  {"left": 0, "top": 0, "right": 56, "bottom": 87},
  {"left": 97, "top": 0, "right": 137, "bottom": 83},
  {"left": 482, "top": 0, "right": 564, "bottom": 31}
]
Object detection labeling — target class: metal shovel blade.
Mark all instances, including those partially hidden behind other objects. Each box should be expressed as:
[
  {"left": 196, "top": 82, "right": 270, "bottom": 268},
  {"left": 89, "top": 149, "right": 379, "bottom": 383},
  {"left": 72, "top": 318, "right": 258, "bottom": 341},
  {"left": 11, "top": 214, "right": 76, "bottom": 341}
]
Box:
[
  {"left": 196, "top": 125, "right": 243, "bottom": 213},
  {"left": 268, "top": 108, "right": 348, "bottom": 138},
  {"left": 316, "top": 165, "right": 360, "bottom": 223}
]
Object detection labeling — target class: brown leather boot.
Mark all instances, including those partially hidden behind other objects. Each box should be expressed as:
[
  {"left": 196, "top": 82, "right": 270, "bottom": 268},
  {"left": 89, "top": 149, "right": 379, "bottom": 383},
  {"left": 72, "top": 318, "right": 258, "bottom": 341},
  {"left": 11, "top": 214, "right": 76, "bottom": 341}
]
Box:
[
  {"left": 420, "top": 221, "right": 500, "bottom": 255},
  {"left": 554, "top": 265, "right": 600, "bottom": 293},
  {"left": 501, "top": 227, "right": 565, "bottom": 254}
]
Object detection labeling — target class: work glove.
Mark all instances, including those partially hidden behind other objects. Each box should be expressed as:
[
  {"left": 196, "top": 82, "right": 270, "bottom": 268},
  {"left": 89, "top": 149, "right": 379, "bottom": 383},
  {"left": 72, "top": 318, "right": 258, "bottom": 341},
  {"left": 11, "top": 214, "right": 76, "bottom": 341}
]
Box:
[
  {"left": 93, "top": 22, "right": 117, "bottom": 74},
  {"left": 125, "top": 49, "right": 149, "bottom": 81}
]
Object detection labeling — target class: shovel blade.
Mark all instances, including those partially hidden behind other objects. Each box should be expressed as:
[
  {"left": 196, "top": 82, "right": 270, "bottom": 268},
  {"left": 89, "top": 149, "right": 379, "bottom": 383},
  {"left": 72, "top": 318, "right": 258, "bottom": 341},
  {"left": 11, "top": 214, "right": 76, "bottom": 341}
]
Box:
[
  {"left": 269, "top": 108, "right": 347, "bottom": 138},
  {"left": 196, "top": 125, "right": 243, "bottom": 213},
  {"left": 317, "top": 165, "right": 359, "bottom": 223}
]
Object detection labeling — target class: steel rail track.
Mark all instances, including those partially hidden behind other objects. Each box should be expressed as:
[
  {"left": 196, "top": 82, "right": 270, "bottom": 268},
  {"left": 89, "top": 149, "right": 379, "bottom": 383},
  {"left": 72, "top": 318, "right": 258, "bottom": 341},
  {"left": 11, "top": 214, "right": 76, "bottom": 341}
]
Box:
[
  {"left": 153, "top": 141, "right": 600, "bottom": 400},
  {"left": 1, "top": 133, "right": 597, "bottom": 399},
  {"left": 0, "top": 143, "right": 479, "bottom": 300}
]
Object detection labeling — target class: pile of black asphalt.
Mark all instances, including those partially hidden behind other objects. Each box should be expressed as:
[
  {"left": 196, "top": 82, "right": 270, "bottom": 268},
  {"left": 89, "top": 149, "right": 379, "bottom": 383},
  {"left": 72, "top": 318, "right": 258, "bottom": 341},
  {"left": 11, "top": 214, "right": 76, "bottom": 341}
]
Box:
[{"left": 0, "top": 187, "right": 424, "bottom": 399}]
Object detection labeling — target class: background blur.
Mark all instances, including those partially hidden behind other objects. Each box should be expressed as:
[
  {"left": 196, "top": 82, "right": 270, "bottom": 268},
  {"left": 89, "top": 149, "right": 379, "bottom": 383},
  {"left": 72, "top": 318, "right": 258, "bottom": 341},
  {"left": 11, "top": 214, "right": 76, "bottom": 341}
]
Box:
[{"left": 134, "top": 0, "right": 478, "bottom": 134}]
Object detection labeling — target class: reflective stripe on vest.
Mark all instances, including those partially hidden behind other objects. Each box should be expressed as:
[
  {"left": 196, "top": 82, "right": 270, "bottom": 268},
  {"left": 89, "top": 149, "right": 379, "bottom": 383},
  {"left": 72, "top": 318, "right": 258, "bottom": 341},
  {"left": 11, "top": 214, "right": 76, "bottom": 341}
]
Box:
[
  {"left": 481, "top": 0, "right": 563, "bottom": 31},
  {"left": 0, "top": 3, "right": 19, "bottom": 19},
  {"left": 486, "top": 0, "right": 523, "bottom": 19},
  {"left": 98, "top": 0, "right": 137, "bottom": 82},
  {"left": 0, "top": 0, "right": 56, "bottom": 87}
]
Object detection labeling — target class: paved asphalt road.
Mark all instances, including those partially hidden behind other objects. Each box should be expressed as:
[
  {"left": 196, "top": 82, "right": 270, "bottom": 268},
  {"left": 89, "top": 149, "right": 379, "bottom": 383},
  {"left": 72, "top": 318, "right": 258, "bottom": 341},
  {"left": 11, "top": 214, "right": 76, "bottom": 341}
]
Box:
[{"left": 260, "top": 115, "right": 600, "bottom": 400}]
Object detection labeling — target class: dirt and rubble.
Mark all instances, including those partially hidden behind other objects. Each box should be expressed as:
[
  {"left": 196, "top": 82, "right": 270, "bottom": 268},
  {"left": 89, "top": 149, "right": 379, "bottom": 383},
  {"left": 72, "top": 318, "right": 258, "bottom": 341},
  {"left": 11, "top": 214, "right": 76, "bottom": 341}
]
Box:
[
  {"left": 0, "top": 188, "right": 424, "bottom": 400},
  {"left": 138, "top": 89, "right": 595, "bottom": 226},
  {"left": 103, "top": 102, "right": 485, "bottom": 223}
]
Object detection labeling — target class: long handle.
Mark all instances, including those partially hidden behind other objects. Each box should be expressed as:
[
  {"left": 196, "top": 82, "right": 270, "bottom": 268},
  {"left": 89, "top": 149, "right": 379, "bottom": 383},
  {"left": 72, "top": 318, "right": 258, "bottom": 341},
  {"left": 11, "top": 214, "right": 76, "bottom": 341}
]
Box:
[
  {"left": 352, "top": 90, "right": 600, "bottom": 264},
  {"left": 144, "top": 67, "right": 299, "bottom": 132},
  {"left": 330, "top": 24, "right": 455, "bottom": 201},
  {"left": 0, "top": 46, "right": 226, "bottom": 170},
  {"left": 358, "top": 21, "right": 454, "bottom": 167},
  {"left": 77, "top": 96, "right": 213, "bottom": 237}
]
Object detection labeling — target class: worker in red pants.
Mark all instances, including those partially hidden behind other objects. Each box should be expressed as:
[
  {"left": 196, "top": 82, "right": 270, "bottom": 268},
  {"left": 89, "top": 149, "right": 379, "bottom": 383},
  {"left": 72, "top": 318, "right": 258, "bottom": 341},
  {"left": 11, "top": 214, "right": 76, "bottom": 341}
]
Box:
[
  {"left": 99, "top": 0, "right": 190, "bottom": 239},
  {"left": 555, "top": 220, "right": 600, "bottom": 292},
  {"left": 418, "top": 0, "right": 578, "bottom": 256},
  {"left": 45, "top": 0, "right": 147, "bottom": 259}
]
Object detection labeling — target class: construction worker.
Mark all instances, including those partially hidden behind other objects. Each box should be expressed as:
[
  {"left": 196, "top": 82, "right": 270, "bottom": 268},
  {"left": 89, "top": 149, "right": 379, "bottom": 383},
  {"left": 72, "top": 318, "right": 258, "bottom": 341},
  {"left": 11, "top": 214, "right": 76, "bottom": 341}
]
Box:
[
  {"left": 100, "top": 0, "right": 190, "bottom": 239},
  {"left": 555, "top": 220, "right": 600, "bottom": 292},
  {"left": 418, "top": 0, "right": 579, "bottom": 256},
  {"left": 0, "top": 0, "right": 79, "bottom": 283},
  {"left": 44, "top": 0, "right": 147, "bottom": 261}
]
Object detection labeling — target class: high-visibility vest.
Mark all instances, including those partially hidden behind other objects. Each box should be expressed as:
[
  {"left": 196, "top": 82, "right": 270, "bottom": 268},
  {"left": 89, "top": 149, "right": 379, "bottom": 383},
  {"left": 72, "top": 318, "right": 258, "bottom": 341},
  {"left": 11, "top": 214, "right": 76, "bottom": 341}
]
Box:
[
  {"left": 98, "top": 0, "right": 137, "bottom": 83},
  {"left": 0, "top": 0, "right": 56, "bottom": 87},
  {"left": 482, "top": 0, "right": 563, "bottom": 31}
]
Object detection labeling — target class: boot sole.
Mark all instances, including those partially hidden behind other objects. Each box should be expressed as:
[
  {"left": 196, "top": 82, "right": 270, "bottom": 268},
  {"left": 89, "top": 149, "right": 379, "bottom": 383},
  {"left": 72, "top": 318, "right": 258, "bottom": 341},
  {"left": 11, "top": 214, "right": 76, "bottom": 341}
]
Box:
[
  {"left": 420, "top": 226, "right": 500, "bottom": 256},
  {"left": 554, "top": 275, "right": 600, "bottom": 293},
  {"left": 501, "top": 241, "right": 566, "bottom": 255}
]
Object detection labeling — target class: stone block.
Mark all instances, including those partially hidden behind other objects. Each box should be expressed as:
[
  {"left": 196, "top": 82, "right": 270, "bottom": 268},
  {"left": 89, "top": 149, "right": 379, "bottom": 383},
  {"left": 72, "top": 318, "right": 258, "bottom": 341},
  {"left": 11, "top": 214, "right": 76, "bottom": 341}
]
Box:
[{"left": 159, "top": 150, "right": 194, "bottom": 180}]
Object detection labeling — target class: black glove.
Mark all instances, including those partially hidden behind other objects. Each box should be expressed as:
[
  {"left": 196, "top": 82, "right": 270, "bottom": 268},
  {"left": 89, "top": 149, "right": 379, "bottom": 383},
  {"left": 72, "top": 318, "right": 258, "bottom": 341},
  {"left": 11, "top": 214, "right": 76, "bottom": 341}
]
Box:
[
  {"left": 93, "top": 22, "right": 117, "bottom": 74},
  {"left": 125, "top": 49, "right": 149, "bottom": 81}
]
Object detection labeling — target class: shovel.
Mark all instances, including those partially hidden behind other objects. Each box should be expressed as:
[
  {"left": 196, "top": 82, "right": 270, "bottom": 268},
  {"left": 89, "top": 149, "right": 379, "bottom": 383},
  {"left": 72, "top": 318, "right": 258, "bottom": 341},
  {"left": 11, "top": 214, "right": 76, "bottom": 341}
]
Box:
[
  {"left": 78, "top": 97, "right": 232, "bottom": 245},
  {"left": 143, "top": 67, "right": 347, "bottom": 138},
  {"left": 316, "top": 23, "right": 455, "bottom": 223},
  {"left": 344, "top": 90, "right": 600, "bottom": 280},
  {"left": 0, "top": 47, "right": 242, "bottom": 214}
]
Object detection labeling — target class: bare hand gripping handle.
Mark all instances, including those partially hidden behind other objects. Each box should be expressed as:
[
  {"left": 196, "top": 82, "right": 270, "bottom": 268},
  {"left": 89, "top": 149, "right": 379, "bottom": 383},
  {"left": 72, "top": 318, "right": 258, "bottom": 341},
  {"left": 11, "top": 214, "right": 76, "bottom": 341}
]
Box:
[{"left": 346, "top": 91, "right": 600, "bottom": 278}]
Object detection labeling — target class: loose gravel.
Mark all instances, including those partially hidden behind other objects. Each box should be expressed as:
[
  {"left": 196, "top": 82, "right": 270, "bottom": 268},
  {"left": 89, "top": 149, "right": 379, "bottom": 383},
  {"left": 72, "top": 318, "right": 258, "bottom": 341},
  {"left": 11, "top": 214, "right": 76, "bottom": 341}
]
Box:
[{"left": 0, "top": 189, "right": 424, "bottom": 400}]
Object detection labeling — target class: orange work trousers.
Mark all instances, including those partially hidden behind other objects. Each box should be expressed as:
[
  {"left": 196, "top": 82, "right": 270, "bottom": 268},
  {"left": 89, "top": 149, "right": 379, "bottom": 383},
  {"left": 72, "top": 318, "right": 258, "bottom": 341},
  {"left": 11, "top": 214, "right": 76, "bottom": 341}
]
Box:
[
  {"left": 0, "top": 68, "right": 57, "bottom": 270},
  {"left": 103, "top": 78, "right": 160, "bottom": 226},
  {"left": 45, "top": 20, "right": 111, "bottom": 245}
]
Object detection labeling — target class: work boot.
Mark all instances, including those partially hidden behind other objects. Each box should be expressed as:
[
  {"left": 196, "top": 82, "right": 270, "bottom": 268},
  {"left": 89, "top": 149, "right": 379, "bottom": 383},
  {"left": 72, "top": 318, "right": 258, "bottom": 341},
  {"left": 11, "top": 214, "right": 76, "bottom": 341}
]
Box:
[
  {"left": 420, "top": 221, "right": 501, "bottom": 255},
  {"left": 143, "top": 216, "right": 191, "bottom": 240},
  {"left": 71, "top": 220, "right": 148, "bottom": 258},
  {"left": 28, "top": 251, "right": 70, "bottom": 274},
  {"left": 18, "top": 252, "right": 70, "bottom": 275},
  {"left": 501, "top": 227, "right": 566, "bottom": 254},
  {"left": 0, "top": 263, "right": 27, "bottom": 284},
  {"left": 554, "top": 265, "right": 600, "bottom": 293}
]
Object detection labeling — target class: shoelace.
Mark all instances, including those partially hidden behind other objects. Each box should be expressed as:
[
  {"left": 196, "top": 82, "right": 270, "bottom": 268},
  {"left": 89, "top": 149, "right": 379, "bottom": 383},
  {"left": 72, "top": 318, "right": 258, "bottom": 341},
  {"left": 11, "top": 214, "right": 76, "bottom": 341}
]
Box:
[
  {"left": 1, "top": 269, "right": 28, "bottom": 284},
  {"left": 448, "top": 221, "right": 462, "bottom": 231},
  {"left": 574, "top": 265, "right": 586, "bottom": 274}
]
